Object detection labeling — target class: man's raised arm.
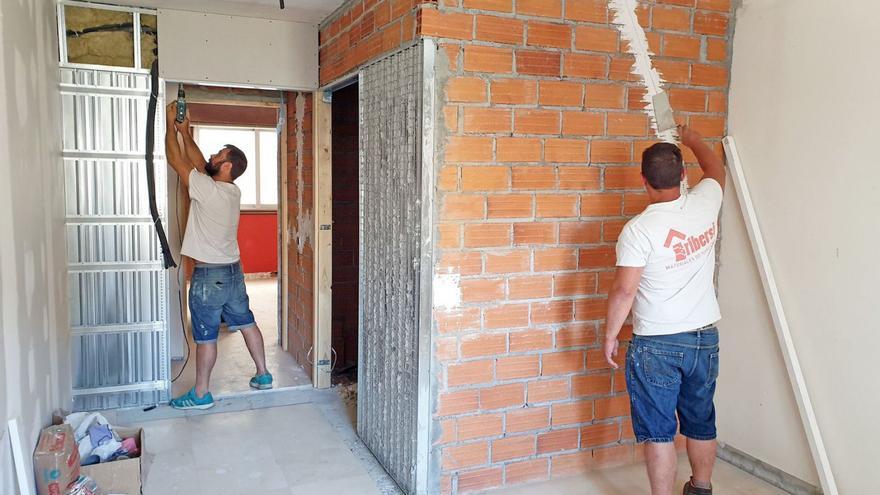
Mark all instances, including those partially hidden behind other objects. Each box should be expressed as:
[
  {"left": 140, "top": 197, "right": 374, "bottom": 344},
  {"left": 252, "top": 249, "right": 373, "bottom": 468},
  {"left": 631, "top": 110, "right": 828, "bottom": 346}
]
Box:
[
  {"left": 680, "top": 125, "right": 725, "bottom": 190},
  {"left": 165, "top": 102, "right": 193, "bottom": 187}
]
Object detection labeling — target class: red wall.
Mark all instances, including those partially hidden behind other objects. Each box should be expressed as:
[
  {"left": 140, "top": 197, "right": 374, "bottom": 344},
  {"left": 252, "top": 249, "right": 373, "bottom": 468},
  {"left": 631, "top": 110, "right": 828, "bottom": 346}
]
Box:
[{"left": 238, "top": 212, "right": 278, "bottom": 273}]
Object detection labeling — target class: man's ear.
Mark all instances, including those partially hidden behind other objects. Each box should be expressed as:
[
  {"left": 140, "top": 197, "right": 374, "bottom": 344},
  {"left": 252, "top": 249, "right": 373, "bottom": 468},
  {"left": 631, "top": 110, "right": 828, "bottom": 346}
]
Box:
[
  {"left": 640, "top": 173, "right": 649, "bottom": 188},
  {"left": 220, "top": 161, "right": 233, "bottom": 174}
]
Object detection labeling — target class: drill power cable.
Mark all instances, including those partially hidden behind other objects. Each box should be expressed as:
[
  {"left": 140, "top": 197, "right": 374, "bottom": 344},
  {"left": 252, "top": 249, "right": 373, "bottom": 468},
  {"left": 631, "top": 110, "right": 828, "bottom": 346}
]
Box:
[{"left": 146, "top": 59, "right": 177, "bottom": 269}]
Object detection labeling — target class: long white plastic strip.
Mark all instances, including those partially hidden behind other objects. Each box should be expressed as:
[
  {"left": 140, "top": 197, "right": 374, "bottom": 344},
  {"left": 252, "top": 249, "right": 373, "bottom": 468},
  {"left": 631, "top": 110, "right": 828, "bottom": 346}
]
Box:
[{"left": 722, "top": 136, "right": 838, "bottom": 495}]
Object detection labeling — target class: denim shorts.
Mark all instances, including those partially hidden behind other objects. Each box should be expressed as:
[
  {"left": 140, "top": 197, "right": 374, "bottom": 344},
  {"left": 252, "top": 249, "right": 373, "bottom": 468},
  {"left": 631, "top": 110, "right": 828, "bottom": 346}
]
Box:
[
  {"left": 189, "top": 262, "right": 256, "bottom": 344},
  {"left": 625, "top": 327, "right": 720, "bottom": 443}
]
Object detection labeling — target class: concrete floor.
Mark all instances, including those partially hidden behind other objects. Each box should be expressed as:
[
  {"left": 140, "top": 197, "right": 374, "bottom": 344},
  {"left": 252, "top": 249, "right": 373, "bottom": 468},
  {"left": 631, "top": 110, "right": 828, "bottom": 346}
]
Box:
[
  {"left": 171, "top": 277, "right": 311, "bottom": 397},
  {"left": 492, "top": 455, "right": 789, "bottom": 495}
]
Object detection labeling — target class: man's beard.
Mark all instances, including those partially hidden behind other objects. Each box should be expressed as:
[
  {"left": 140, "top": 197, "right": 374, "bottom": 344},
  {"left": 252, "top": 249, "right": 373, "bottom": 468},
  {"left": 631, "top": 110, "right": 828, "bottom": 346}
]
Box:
[{"left": 205, "top": 160, "right": 220, "bottom": 177}]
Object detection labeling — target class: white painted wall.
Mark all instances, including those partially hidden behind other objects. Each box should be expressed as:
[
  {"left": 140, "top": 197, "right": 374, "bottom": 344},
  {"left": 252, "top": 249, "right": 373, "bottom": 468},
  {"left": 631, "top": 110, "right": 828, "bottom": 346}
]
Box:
[
  {"left": 0, "top": 0, "right": 71, "bottom": 492},
  {"left": 718, "top": 0, "right": 880, "bottom": 490},
  {"left": 157, "top": 9, "right": 318, "bottom": 90}
]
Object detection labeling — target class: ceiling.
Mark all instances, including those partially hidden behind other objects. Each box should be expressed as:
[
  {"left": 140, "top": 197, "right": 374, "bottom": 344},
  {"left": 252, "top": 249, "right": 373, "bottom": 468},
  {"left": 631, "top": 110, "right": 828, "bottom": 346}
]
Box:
[{"left": 104, "top": 0, "right": 348, "bottom": 24}]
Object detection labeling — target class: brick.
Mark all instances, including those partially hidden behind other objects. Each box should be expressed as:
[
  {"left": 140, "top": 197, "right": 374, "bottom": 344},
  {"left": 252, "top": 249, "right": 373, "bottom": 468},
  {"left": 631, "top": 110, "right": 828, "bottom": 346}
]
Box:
[
  {"left": 463, "top": 0, "right": 512, "bottom": 12},
  {"left": 463, "top": 107, "right": 511, "bottom": 133},
  {"left": 460, "top": 277, "right": 505, "bottom": 302},
  {"left": 589, "top": 141, "right": 631, "bottom": 163},
  {"left": 574, "top": 26, "right": 618, "bottom": 53},
  {"left": 484, "top": 303, "right": 530, "bottom": 329},
  {"left": 585, "top": 84, "right": 625, "bottom": 109},
  {"left": 441, "top": 195, "right": 484, "bottom": 220},
  {"left": 438, "top": 389, "right": 480, "bottom": 416},
  {"left": 436, "top": 337, "right": 459, "bottom": 362},
  {"left": 510, "top": 329, "right": 554, "bottom": 352},
  {"left": 439, "top": 165, "right": 458, "bottom": 192},
  {"left": 563, "top": 53, "right": 607, "bottom": 79},
  {"left": 539, "top": 81, "right": 583, "bottom": 107},
  {"left": 581, "top": 421, "right": 621, "bottom": 447},
  {"left": 498, "top": 138, "right": 542, "bottom": 163},
  {"left": 595, "top": 394, "right": 630, "bottom": 419},
  {"left": 597, "top": 270, "right": 615, "bottom": 294},
  {"left": 458, "top": 413, "right": 504, "bottom": 441},
  {"left": 580, "top": 193, "right": 623, "bottom": 217},
  {"left": 420, "top": 9, "right": 473, "bottom": 40},
  {"left": 559, "top": 221, "right": 601, "bottom": 244},
  {"left": 545, "top": 139, "right": 587, "bottom": 163},
  {"left": 652, "top": 5, "right": 691, "bottom": 32},
  {"left": 707, "top": 90, "right": 727, "bottom": 113},
  {"left": 481, "top": 383, "right": 526, "bottom": 410},
  {"left": 527, "top": 22, "right": 571, "bottom": 49},
  {"left": 462, "top": 166, "right": 509, "bottom": 191},
  {"left": 587, "top": 347, "right": 624, "bottom": 370},
  {"left": 512, "top": 167, "right": 556, "bottom": 190},
  {"left": 475, "top": 15, "right": 523, "bottom": 45},
  {"left": 562, "top": 111, "right": 604, "bottom": 136},
  {"left": 516, "top": 50, "right": 561, "bottom": 76},
  {"left": 441, "top": 43, "right": 460, "bottom": 71},
  {"left": 487, "top": 194, "right": 532, "bottom": 219},
  {"left": 551, "top": 400, "right": 593, "bottom": 425},
  {"left": 447, "top": 136, "right": 493, "bottom": 162},
  {"left": 485, "top": 250, "right": 530, "bottom": 273},
  {"left": 689, "top": 115, "right": 725, "bottom": 137},
  {"left": 492, "top": 435, "right": 536, "bottom": 462},
  {"left": 506, "top": 406, "right": 550, "bottom": 433},
  {"left": 605, "top": 166, "right": 643, "bottom": 189},
  {"left": 390, "top": 0, "right": 411, "bottom": 20},
  {"left": 534, "top": 248, "right": 577, "bottom": 272},
  {"left": 698, "top": 0, "right": 731, "bottom": 12},
  {"left": 691, "top": 63, "right": 729, "bottom": 87},
  {"left": 508, "top": 274, "right": 553, "bottom": 299},
  {"left": 439, "top": 251, "right": 483, "bottom": 275},
  {"left": 442, "top": 442, "right": 488, "bottom": 470},
  {"left": 443, "top": 105, "right": 458, "bottom": 133},
  {"left": 448, "top": 359, "right": 494, "bottom": 386},
  {"left": 662, "top": 33, "right": 700, "bottom": 59},
  {"left": 505, "top": 458, "right": 549, "bottom": 485},
  {"left": 512, "top": 222, "right": 556, "bottom": 245},
  {"left": 535, "top": 194, "right": 578, "bottom": 218},
  {"left": 571, "top": 372, "right": 612, "bottom": 397},
  {"left": 529, "top": 379, "right": 570, "bottom": 403},
  {"left": 496, "top": 354, "right": 540, "bottom": 380},
  {"left": 437, "top": 418, "right": 457, "bottom": 444},
  {"left": 565, "top": 0, "right": 608, "bottom": 23},
  {"left": 613, "top": 369, "right": 628, "bottom": 393},
  {"left": 607, "top": 113, "right": 648, "bottom": 136},
  {"left": 518, "top": 0, "right": 561, "bottom": 18},
  {"left": 574, "top": 297, "right": 607, "bottom": 320},
  {"left": 621, "top": 418, "right": 635, "bottom": 440},
  {"left": 694, "top": 11, "right": 729, "bottom": 36},
  {"left": 447, "top": 77, "right": 487, "bottom": 102},
  {"left": 668, "top": 87, "right": 707, "bottom": 112},
  {"left": 542, "top": 350, "right": 585, "bottom": 376},
  {"left": 603, "top": 219, "right": 626, "bottom": 242},
  {"left": 436, "top": 307, "right": 481, "bottom": 334},
  {"left": 626, "top": 87, "right": 648, "bottom": 111},
  {"left": 464, "top": 223, "right": 511, "bottom": 248},
  {"left": 624, "top": 192, "right": 650, "bottom": 215},
  {"left": 551, "top": 450, "right": 594, "bottom": 477},
  {"left": 461, "top": 333, "right": 507, "bottom": 358},
  {"left": 556, "top": 323, "right": 598, "bottom": 347},
  {"left": 553, "top": 272, "right": 598, "bottom": 296},
  {"left": 558, "top": 166, "right": 600, "bottom": 190},
  {"left": 608, "top": 56, "right": 638, "bottom": 82},
  {"left": 464, "top": 45, "right": 513, "bottom": 73},
  {"left": 593, "top": 444, "right": 634, "bottom": 468},
  {"left": 515, "top": 109, "right": 560, "bottom": 135},
  {"left": 458, "top": 466, "right": 503, "bottom": 493},
  {"left": 491, "top": 78, "right": 538, "bottom": 104},
  {"left": 537, "top": 428, "right": 579, "bottom": 454},
  {"left": 706, "top": 38, "right": 727, "bottom": 62}
]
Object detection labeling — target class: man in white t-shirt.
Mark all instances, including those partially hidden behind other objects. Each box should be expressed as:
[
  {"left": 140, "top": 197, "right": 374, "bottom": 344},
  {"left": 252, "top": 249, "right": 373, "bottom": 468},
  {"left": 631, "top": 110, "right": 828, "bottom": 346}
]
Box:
[
  {"left": 164, "top": 102, "right": 273, "bottom": 410},
  {"left": 604, "top": 126, "right": 725, "bottom": 495}
]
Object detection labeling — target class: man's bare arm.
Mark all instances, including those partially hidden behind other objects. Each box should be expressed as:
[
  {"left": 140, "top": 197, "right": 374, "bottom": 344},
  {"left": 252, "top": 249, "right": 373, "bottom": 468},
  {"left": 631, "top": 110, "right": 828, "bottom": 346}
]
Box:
[
  {"left": 603, "top": 266, "right": 644, "bottom": 369},
  {"left": 165, "top": 102, "right": 193, "bottom": 187},
  {"left": 680, "top": 125, "right": 725, "bottom": 190},
  {"left": 176, "top": 117, "right": 207, "bottom": 174}
]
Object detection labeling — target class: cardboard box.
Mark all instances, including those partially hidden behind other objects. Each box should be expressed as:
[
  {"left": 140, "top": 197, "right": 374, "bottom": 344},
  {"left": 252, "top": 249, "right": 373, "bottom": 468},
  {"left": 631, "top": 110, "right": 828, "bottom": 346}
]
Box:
[
  {"left": 33, "top": 424, "right": 80, "bottom": 495},
  {"left": 80, "top": 427, "right": 144, "bottom": 495}
]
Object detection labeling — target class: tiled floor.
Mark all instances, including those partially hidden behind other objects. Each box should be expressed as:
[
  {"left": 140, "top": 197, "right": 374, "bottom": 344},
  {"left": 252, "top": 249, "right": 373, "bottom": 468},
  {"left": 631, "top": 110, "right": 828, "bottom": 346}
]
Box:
[
  {"left": 171, "top": 277, "right": 311, "bottom": 397},
  {"left": 491, "top": 454, "right": 789, "bottom": 495}
]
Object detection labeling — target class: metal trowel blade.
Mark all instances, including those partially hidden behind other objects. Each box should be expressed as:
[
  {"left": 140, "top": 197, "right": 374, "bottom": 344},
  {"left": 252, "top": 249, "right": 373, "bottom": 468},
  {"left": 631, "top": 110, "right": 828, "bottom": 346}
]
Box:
[{"left": 652, "top": 91, "right": 677, "bottom": 133}]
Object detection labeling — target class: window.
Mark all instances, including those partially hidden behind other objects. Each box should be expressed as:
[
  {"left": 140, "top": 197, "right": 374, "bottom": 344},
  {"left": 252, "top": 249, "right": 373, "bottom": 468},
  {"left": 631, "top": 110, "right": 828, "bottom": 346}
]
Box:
[{"left": 193, "top": 126, "right": 279, "bottom": 210}]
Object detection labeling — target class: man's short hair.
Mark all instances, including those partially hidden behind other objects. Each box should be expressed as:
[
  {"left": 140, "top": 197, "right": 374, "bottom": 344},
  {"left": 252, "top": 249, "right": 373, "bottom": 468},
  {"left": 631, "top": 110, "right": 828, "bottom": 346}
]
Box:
[
  {"left": 223, "top": 144, "right": 248, "bottom": 180},
  {"left": 641, "top": 142, "right": 683, "bottom": 190}
]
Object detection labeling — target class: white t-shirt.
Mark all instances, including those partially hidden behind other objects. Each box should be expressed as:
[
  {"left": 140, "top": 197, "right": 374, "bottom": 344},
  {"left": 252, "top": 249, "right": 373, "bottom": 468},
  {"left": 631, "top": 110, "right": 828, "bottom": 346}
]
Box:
[
  {"left": 180, "top": 169, "right": 242, "bottom": 264},
  {"left": 615, "top": 179, "right": 723, "bottom": 336}
]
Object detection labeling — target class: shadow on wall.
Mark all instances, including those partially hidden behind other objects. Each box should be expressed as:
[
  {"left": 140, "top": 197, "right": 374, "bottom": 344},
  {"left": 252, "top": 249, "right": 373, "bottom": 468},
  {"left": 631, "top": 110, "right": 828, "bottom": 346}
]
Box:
[{"left": 0, "top": 0, "right": 70, "bottom": 493}]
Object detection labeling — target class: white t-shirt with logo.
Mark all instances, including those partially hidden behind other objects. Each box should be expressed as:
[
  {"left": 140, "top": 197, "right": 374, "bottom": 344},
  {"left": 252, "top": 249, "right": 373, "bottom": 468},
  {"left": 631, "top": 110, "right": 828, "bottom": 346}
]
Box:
[
  {"left": 180, "top": 169, "right": 242, "bottom": 264},
  {"left": 615, "top": 178, "right": 723, "bottom": 336}
]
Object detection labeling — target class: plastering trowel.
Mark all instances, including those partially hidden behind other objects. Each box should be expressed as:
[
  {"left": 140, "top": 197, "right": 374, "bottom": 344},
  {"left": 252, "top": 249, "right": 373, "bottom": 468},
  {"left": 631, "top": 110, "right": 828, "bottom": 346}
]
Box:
[{"left": 651, "top": 91, "right": 677, "bottom": 134}]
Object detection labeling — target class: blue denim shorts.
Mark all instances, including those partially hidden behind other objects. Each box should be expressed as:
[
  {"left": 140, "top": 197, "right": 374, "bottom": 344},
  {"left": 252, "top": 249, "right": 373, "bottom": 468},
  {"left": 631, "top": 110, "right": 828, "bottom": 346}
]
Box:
[
  {"left": 189, "top": 262, "right": 256, "bottom": 344},
  {"left": 625, "top": 327, "right": 720, "bottom": 443}
]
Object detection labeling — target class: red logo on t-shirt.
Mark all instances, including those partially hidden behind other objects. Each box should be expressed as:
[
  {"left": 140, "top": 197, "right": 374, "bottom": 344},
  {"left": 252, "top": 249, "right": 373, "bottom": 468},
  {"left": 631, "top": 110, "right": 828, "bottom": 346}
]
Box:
[{"left": 664, "top": 225, "right": 716, "bottom": 262}]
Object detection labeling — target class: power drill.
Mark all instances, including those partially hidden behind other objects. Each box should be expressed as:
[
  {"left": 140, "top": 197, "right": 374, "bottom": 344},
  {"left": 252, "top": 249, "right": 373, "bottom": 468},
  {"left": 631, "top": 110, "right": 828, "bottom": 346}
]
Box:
[{"left": 175, "top": 84, "right": 187, "bottom": 124}]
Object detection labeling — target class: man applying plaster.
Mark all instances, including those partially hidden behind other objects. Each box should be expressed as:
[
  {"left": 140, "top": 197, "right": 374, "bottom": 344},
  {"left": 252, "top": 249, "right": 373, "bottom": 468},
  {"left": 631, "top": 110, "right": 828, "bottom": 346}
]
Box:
[
  {"left": 164, "top": 102, "right": 273, "bottom": 410},
  {"left": 604, "top": 126, "right": 725, "bottom": 495}
]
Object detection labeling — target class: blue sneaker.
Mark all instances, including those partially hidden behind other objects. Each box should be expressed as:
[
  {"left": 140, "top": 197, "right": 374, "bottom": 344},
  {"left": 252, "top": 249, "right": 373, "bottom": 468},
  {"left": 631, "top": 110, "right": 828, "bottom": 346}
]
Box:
[
  {"left": 249, "top": 372, "right": 273, "bottom": 390},
  {"left": 170, "top": 387, "right": 214, "bottom": 410}
]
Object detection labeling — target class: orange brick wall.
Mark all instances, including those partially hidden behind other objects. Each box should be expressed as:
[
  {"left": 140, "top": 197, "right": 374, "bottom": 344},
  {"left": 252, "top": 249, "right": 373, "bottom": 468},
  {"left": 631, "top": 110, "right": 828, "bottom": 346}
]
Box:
[{"left": 425, "top": 1, "right": 733, "bottom": 493}]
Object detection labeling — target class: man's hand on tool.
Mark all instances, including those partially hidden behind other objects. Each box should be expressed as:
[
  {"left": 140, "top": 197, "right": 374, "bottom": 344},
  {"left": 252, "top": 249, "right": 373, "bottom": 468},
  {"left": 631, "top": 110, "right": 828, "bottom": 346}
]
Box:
[
  {"left": 174, "top": 111, "right": 191, "bottom": 134},
  {"left": 678, "top": 125, "right": 703, "bottom": 150},
  {"left": 166, "top": 102, "right": 179, "bottom": 133},
  {"left": 604, "top": 335, "right": 620, "bottom": 370}
]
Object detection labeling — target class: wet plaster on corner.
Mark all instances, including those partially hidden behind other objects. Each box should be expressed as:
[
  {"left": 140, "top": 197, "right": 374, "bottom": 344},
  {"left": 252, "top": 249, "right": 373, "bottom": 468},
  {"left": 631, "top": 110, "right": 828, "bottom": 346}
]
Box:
[{"left": 291, "top": 92, "right": 313, "bottom": 254}]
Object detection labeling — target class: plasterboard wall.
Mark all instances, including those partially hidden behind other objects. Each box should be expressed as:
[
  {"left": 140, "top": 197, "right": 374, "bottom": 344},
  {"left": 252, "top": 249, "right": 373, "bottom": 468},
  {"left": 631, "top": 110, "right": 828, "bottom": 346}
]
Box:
[
  {"left": 0, "top": 0, "right": 70, "bottom": 492},
  {"left": 157, "top": 9, "right": 318, "bottom": 90},
  {"left": 718, "top": 0, "right": 880, "bottom": 490}
]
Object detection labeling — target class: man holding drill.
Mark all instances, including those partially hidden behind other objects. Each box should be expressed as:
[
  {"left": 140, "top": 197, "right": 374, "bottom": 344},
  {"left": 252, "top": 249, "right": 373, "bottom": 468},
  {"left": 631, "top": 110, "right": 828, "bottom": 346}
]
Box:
[
  {"left": 604, "top": 126, "right": 726, "bottom": 495},
  {"left": 165, "top": 101, "right": 273, "bottom": 410}
]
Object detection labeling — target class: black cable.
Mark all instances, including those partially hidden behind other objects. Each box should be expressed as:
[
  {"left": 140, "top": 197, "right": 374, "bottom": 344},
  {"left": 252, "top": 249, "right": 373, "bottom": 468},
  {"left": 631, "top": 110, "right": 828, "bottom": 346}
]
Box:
[
  {"left": 146, "top": 59, "right": 177, "bottom": 269},
  {"left": 170, "top": 176, "right": 191, "bottom": 383}
]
